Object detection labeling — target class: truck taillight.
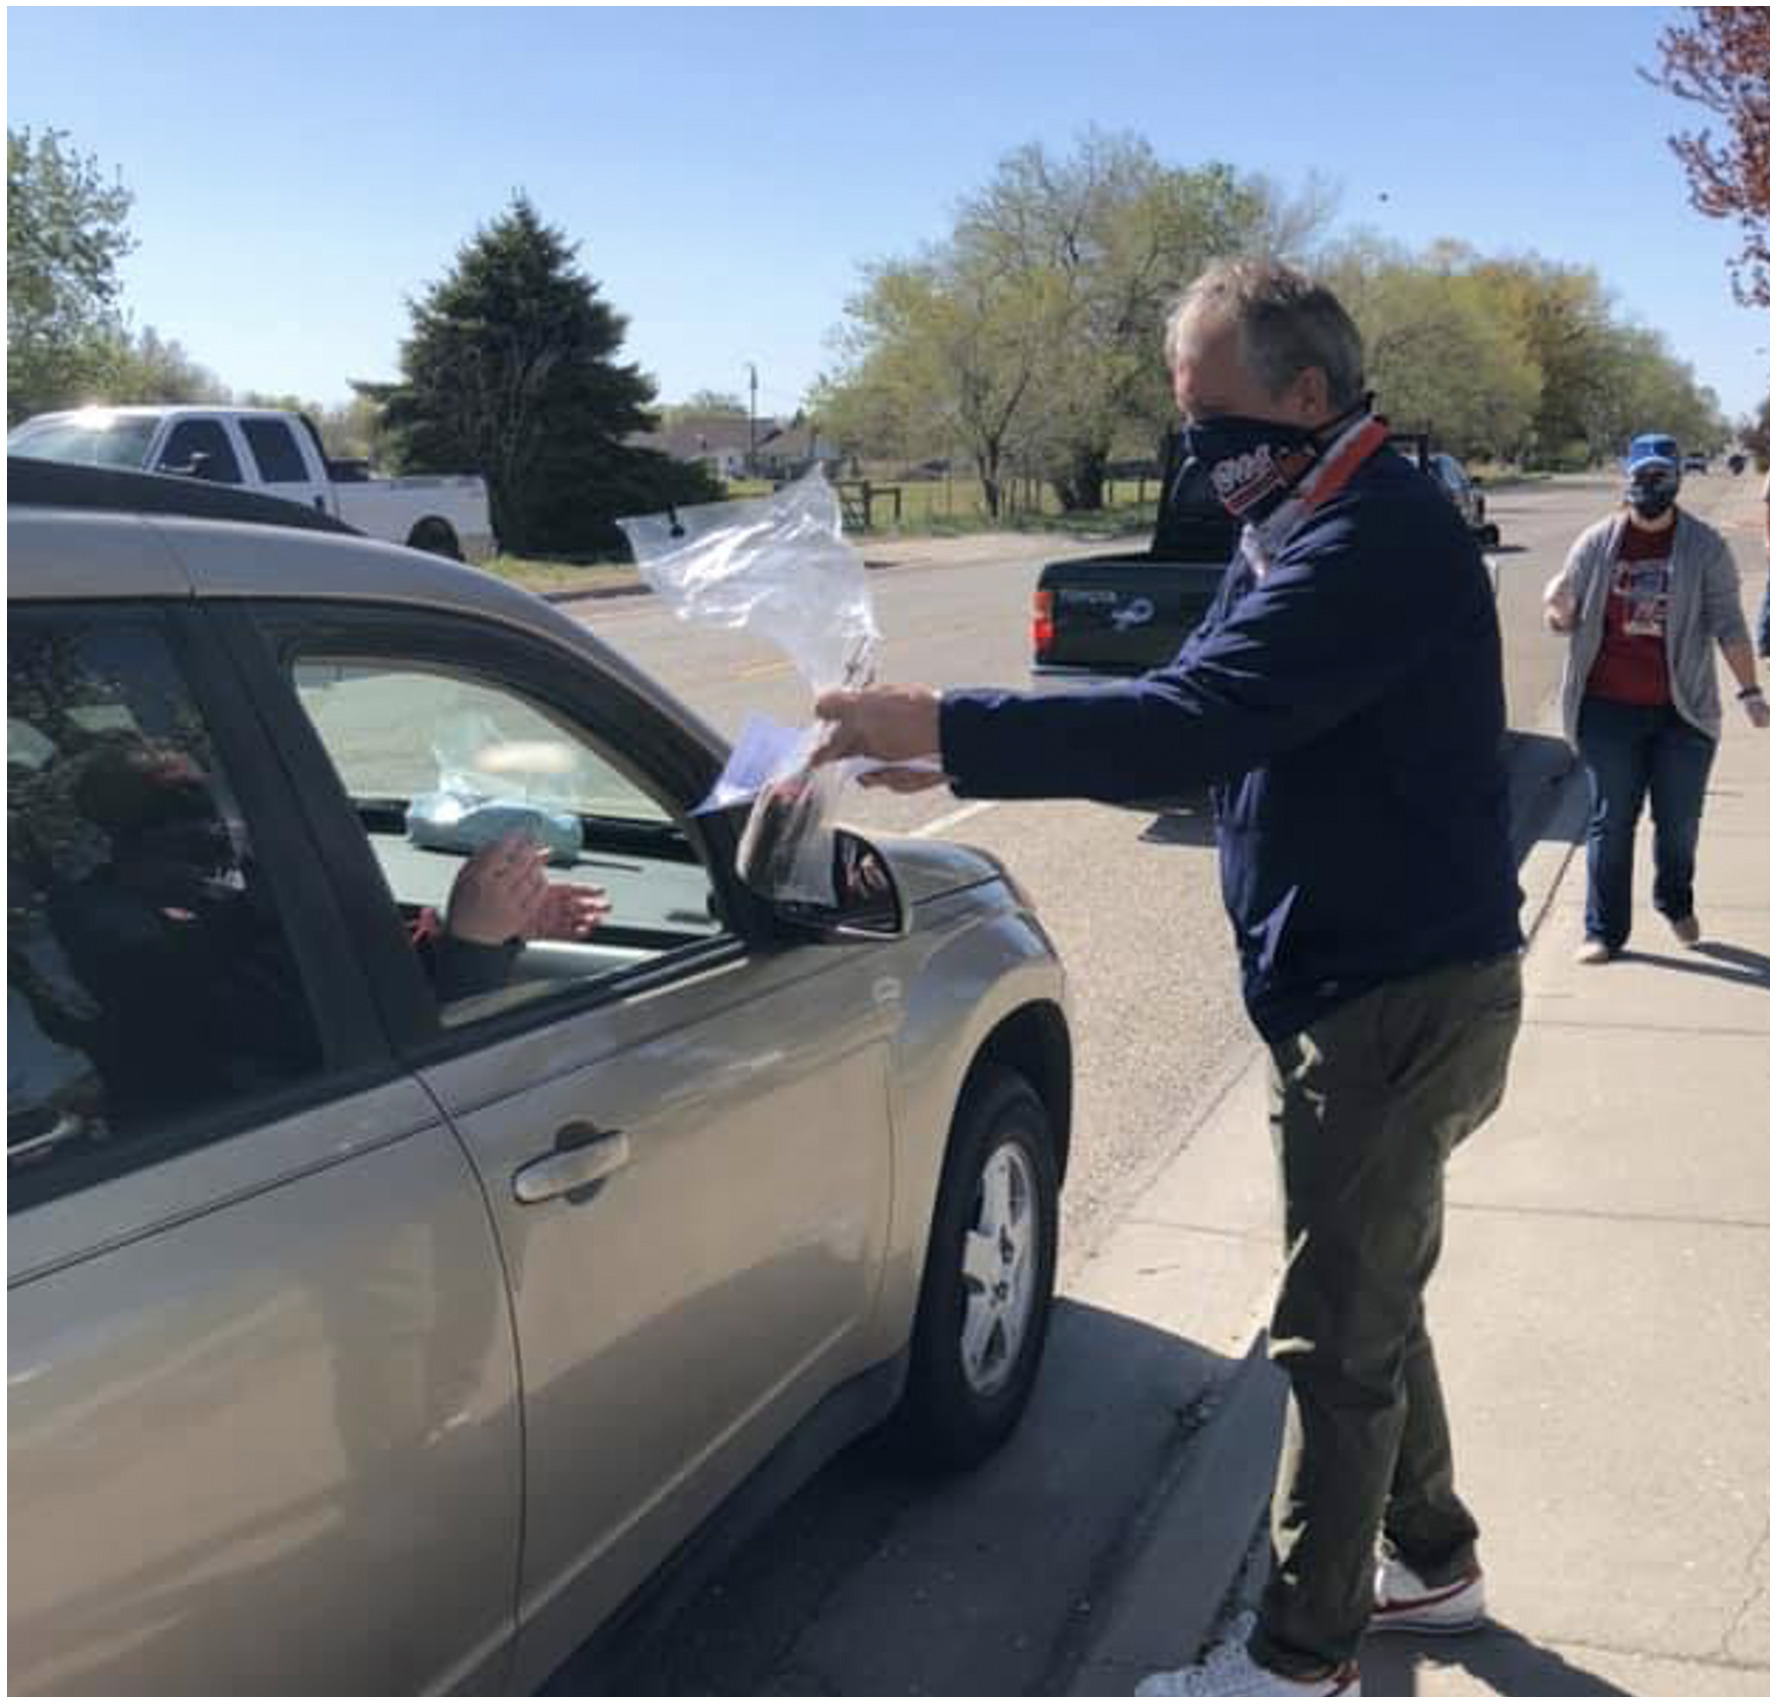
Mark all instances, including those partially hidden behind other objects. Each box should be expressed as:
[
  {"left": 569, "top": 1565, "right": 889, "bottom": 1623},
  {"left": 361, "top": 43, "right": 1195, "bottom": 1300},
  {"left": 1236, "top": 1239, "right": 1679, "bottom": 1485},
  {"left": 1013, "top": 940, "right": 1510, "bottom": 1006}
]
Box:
[{"left": 1033, "top": 589, "right": 1055, "bottom": 658}]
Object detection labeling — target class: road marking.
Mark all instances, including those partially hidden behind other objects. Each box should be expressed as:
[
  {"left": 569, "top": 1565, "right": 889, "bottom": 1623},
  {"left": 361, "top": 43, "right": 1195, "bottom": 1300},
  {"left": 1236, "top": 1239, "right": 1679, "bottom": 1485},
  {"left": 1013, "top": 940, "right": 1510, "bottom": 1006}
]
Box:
[
  {"left": 735, "top": 659, "right": 793, "bottom": 680},
  {"left": 912, "top": 799, "right": 1000, "bottom": 839}
]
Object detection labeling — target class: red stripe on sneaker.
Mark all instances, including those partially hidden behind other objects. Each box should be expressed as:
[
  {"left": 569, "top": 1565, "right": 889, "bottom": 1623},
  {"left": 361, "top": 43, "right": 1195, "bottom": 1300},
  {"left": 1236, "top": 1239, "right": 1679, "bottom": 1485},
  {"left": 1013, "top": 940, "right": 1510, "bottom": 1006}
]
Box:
[{"left": 1377, "top": 1573, "right": 1478, "bottom": 1613}]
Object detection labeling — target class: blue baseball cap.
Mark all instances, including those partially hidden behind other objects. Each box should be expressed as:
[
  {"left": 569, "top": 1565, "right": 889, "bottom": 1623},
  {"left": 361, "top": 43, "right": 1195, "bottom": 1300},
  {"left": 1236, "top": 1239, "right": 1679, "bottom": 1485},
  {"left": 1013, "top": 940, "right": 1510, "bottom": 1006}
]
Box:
[{"left": 1625, "top": 433, "right": 1681, "bottom": 475}]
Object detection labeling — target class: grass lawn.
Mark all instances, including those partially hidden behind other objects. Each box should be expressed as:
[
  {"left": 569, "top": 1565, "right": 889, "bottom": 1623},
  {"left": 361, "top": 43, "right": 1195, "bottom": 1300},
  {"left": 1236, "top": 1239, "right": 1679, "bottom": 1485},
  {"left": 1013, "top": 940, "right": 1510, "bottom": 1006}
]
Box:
[{"left": 479, "top": 554, "right": 642, "bottom": 598}]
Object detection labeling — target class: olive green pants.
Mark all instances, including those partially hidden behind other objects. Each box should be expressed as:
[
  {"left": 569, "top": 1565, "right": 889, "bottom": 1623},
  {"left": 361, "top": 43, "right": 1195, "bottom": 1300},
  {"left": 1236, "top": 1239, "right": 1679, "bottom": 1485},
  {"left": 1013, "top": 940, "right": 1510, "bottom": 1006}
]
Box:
[{"left": 1248, "top": 954, "right": 1523, "bottom": 1678}]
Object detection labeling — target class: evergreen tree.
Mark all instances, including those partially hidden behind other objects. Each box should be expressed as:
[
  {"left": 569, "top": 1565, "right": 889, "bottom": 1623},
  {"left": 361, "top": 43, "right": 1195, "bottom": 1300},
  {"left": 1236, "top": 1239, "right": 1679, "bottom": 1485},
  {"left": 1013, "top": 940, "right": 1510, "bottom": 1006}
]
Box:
[{"left": 365, "top": 195, "right": 719, "bottom": 555}]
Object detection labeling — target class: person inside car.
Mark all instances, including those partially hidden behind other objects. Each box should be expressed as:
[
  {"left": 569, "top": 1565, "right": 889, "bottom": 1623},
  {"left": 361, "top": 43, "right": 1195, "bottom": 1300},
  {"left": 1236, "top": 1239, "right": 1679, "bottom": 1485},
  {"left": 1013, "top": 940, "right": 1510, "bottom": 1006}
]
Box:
[{"left": 45, "top": 736, "right": 611, "bottom": 1125}]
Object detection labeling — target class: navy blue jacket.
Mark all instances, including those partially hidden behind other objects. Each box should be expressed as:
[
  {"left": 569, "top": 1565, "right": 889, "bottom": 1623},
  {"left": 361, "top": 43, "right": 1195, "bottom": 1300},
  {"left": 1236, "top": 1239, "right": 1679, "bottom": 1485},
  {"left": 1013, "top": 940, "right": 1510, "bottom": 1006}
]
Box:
[{"left": 939, "top": 449, "right": 1524, "bottom": 1041}]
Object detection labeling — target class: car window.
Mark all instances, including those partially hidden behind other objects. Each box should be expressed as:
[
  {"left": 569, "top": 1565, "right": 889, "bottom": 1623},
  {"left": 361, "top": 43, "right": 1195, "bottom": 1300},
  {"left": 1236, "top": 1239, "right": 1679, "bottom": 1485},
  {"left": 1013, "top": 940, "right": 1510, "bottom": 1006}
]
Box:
[
  {"left": 8, "top": 414, "right": 162, "bottom": 469},
  {"left": 290, "top": 656, "right": 726, "bottom": 1029},
  {"left": 240, "top": 418, "right": 311, "bottom": 484},
  {"left": 8, "top": 610, "right": 326, "bottom": 1182},
  {"left": 157, "top": 418, "right": 244, "bottom": 484}
]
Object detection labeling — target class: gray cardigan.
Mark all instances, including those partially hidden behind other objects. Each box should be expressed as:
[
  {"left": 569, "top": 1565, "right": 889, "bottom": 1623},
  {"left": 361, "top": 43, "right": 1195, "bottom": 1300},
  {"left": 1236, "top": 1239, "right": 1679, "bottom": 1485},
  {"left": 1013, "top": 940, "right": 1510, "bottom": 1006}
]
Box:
[{"left": 1554, "top": 509, "right": 1750, "bottom": 747}]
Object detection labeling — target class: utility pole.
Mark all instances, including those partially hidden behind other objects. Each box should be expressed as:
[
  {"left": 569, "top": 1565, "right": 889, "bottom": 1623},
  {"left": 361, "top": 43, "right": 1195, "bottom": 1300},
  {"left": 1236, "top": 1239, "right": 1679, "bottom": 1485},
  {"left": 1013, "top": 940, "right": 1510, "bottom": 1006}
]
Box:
[{"left": 746, "top": 362, "right": 759, "bottom": 475}]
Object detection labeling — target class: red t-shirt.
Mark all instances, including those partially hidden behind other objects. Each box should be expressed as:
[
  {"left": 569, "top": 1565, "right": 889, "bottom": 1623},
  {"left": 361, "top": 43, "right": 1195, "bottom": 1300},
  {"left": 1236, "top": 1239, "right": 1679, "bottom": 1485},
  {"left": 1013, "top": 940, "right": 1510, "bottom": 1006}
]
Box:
[{"left": 1586, "top": 522, "right": 1674, "bottom": 706}]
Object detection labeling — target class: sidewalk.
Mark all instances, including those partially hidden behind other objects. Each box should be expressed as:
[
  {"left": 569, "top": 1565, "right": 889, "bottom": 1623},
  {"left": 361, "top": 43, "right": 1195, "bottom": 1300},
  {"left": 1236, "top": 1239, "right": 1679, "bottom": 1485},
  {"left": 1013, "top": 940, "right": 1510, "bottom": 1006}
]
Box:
[{"left": 1067, "top": 574, "right": 1769, "bottom": 1695}]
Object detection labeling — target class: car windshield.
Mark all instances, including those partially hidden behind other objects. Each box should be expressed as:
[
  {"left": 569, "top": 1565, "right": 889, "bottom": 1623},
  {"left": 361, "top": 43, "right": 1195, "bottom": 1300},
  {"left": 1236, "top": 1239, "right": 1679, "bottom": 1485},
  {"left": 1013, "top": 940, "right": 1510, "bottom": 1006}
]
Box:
[{"left": 8, "top": 414, "right": 161, "bottom": 469}]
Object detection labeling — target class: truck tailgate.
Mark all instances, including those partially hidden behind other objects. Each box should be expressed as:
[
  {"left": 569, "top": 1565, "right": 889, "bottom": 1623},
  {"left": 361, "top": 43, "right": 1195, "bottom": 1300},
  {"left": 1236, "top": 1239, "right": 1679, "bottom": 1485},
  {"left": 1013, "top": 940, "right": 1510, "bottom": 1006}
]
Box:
[{"left": 1037, "top": 554, "right": 1228, "bottom": 673}]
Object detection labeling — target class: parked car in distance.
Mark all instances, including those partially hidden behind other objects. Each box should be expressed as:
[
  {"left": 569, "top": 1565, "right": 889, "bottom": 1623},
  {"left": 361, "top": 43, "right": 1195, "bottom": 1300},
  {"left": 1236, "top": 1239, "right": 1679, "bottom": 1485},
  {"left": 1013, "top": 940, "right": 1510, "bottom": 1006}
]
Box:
[
  {"left": 7, "top": 404, "right": 494, "bottom": 561},
  {"left": 1683, "top": 452, "right": 1710, "bottom": 474},
  {"left": 8, "top": 456, "right": 1072, "bottom": 1695},
  {"left": 1390, "top": 433, "right": 1500, "bottom": 549}
]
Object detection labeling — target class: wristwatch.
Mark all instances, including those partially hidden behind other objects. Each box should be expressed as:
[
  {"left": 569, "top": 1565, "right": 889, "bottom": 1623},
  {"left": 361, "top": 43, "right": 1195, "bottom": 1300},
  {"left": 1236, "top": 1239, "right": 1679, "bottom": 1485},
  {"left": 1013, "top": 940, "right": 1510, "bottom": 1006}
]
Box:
[{"left": 1737, "top": 684, "right": 1765, "bottom": 700}]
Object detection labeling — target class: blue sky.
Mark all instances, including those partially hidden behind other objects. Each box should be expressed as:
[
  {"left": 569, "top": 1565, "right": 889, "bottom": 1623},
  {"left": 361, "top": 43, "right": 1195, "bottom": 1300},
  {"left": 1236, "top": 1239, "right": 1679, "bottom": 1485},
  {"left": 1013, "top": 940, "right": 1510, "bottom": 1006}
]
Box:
[{"left": 8, "top": 6, "right": 1771, "bottom": 422}]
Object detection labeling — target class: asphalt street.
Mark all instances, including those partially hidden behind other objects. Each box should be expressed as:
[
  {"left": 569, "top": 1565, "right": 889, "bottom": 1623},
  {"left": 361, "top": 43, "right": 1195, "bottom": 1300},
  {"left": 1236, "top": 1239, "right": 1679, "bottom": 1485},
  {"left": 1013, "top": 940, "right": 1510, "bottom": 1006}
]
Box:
[{"left": 547, "top": 471, "right": 1758, "bottom": 1695}]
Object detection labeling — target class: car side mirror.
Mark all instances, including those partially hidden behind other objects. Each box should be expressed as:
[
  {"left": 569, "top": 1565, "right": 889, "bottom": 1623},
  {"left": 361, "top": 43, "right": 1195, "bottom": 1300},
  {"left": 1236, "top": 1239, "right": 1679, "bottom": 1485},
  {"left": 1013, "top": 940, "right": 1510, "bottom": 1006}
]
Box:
[
  {"left": 162, "top": 449, "right": 213, "bottom": 481},
  {"left": 773, "top": 829, "right": 909, "bottom": 941}
]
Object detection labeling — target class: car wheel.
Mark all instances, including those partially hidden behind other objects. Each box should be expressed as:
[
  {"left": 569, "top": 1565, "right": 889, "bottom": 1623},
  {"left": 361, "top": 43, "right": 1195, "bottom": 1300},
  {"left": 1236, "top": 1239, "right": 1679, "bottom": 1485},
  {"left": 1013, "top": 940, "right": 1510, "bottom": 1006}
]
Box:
[
  {"left": 890, "top": 1065, "right": 1059, "bottom": 1471},
  {"left": 1480, "top": 522, "right": 1501, "bottom": 548},
  {"left": 408, "top": 518, "right": 463, "bottom": 561}
]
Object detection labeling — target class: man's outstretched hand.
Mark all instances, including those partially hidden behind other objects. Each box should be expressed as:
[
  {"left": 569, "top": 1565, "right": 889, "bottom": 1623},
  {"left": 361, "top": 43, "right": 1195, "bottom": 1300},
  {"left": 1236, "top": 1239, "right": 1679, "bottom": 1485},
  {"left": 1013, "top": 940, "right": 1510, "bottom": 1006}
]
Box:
[{"left": 813, "top": 684, "right": 944, "bottom": 765}]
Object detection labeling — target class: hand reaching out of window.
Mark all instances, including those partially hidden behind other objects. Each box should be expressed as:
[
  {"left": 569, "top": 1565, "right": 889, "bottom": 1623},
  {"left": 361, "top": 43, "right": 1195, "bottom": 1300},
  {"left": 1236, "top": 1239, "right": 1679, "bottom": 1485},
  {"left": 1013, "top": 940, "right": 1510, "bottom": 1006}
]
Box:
[{"left": 446, "top": 832, "right": 612, "bottom": 945}]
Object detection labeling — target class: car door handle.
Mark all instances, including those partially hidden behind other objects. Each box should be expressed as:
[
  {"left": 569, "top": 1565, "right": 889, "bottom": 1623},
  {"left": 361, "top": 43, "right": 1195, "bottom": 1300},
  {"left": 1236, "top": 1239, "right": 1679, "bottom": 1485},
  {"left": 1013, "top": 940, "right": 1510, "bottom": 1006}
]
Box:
[{"left": 513, "top": 1124, "right": 630, "bottom": 1205}]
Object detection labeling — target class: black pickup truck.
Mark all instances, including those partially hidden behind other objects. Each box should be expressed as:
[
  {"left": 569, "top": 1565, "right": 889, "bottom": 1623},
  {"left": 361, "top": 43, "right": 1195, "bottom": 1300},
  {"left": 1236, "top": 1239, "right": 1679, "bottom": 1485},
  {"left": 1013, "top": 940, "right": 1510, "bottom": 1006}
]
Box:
[
  {"left": 1032, "top": 429, "right": 1497, "bottom": 679},
  {"left": 1032, "top": 432, "right": 1236, "bottom": 680}
]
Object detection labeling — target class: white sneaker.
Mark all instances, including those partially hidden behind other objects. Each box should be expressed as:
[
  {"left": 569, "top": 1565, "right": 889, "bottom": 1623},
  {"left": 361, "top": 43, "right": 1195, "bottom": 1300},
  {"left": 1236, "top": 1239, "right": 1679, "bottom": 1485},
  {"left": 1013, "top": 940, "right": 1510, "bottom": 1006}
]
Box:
[
  {"left": 1137, "top": 1613, "right": 1362, "bottom": 1696},
  {"left": 1369, "top": 1556, "right": 1487, "bottom": 1635}
]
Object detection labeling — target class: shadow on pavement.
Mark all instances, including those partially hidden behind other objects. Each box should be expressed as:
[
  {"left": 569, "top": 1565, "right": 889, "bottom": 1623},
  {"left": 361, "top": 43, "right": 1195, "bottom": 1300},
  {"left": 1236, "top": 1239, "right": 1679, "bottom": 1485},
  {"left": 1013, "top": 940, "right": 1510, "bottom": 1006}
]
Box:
[
  {"left": 1139, "top": 799, "right": 1217, "bottom": 847},
  {"left": 1504, "top": 731, "right": 1580, "bottom": 856},
  {"left": 1689, "top": 940, "right": 1771, "bottom": 985},
  {"left": 583, "top": 1299, "right": 1237, "bottom": 1697},
  {"left": 1361, "top": 1622, "right": 1630, "bottom": 1696},
  {"left": 1619, "top": 943, "right": 1770, "bottom": 988}
]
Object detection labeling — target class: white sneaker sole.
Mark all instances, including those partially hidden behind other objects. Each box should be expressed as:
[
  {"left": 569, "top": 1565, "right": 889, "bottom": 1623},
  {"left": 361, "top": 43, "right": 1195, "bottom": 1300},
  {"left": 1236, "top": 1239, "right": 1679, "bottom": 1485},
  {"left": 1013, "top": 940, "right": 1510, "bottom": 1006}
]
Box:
[{"left": 1370, "top": 1608, "right": 1486, "bottom": 1635}]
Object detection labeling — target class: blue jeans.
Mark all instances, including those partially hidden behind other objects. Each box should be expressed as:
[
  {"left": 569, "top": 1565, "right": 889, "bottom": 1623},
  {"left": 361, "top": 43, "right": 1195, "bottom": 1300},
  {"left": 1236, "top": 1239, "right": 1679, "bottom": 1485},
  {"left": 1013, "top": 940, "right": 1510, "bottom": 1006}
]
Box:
[{"left": 1577, "top": 697, "right": 1716, "bottom": 951}]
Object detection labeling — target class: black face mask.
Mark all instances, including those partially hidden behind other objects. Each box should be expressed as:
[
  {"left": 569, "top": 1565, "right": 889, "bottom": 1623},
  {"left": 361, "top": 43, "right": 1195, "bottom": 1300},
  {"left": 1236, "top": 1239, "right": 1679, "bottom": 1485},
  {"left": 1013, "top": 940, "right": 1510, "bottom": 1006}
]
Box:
[
  {"left": 1181, "top": 398, "right": 1373, "bottom": 524},
  {"left": 1626, "top": 467, "right": 1680, "bottom": 521},
  {"left": 1180, "top": 415, "right": 1320, "bottom": 523}
]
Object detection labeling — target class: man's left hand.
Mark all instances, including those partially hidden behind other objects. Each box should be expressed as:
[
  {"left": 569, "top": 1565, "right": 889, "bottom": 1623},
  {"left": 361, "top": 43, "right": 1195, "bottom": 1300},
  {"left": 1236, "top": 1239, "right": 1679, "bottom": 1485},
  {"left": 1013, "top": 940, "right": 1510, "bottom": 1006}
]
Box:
[
  {"left": 1744, "top": 691, "right": 1770, "bottom": 730},
  {"left": 812, "top": 685, "right": 943, "bottom": 766}
]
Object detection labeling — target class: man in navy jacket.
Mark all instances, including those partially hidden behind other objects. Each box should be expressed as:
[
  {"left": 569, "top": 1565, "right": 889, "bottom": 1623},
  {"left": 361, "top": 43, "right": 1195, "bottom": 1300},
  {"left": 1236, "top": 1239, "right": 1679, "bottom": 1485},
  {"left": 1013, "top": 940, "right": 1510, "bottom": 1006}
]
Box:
[{"left": 816, "top": 260, "right": 1523, "bottom": 1699}]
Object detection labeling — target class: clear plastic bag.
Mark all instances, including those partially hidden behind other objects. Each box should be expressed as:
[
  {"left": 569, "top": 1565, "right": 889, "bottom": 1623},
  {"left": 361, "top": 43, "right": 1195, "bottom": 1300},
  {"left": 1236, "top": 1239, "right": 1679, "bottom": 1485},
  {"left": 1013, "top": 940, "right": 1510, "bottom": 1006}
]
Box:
[{"left": 619, "top": 470, "right": 880, "bottom": 905}]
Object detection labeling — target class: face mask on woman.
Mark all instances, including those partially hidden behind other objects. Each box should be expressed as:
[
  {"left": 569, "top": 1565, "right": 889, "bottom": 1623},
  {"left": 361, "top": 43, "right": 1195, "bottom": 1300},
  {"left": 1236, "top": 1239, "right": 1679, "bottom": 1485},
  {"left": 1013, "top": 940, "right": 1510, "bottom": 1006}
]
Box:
[{"left": 1626, "top": 466, "right": 1680, "bottom": 521}]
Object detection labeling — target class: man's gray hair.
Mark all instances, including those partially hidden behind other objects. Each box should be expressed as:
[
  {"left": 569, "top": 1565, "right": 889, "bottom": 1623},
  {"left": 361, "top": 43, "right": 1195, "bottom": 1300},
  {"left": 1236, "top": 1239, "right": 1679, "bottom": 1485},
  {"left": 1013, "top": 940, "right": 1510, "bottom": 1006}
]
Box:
[{"left": 1165, "top": 258, "right": 1367, "bottom": 411}]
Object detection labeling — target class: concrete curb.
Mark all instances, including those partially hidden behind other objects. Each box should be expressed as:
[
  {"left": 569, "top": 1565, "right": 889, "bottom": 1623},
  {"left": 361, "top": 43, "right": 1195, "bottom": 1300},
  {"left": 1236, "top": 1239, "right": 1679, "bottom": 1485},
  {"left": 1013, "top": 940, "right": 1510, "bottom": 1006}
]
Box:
[{"left": 1067, "top": 1336, "right": 1287, "bottom": 1695}]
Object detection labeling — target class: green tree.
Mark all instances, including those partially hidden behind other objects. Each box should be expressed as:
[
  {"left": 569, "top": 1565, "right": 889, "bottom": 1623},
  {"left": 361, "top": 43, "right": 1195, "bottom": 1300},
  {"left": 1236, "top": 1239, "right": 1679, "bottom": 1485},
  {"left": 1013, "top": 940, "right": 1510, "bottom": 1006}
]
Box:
[
  {"left": 816, "top": 133, "right": 1303, "bottom": 515},
  {"left": 108, "top": 326, "right": 229, "bottom": 405},
  {"left": 813, "top": 250, "right": 1065, "bottom": 517},
  {"left": 364, "top": 195, "right": 719, "bottom": 555},
  {"left": 673, "top": 389, "right": 747, "bottom": 415},
  {"left": 311, "top": 393, "right": 388, "bottom": 462},
  {"left": 957, "top": 136, "right": 1292, "bottom": 509},
  {"left": 7, "top": 126, "right": 136, "bottom": 422},
  {"left": 1738, "top": 397, "right": 1769, "bottom": 471},
  {"left": 1326, "top": 238, "right": 1541, "bottom": 460}
]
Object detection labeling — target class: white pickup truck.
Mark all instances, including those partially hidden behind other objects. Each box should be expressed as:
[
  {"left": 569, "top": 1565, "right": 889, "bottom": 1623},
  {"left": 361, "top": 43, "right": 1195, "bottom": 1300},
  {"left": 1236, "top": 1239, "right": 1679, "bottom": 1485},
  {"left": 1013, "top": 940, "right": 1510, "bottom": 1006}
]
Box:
[{"left": 8, "top": 405, "right": 496, "bottom": 561}]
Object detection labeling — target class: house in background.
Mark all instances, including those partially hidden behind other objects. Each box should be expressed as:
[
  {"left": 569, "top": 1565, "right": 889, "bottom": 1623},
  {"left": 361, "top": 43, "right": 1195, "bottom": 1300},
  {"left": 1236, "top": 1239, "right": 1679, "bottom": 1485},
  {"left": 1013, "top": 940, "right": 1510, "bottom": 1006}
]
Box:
[
  {"left": 629, "top": 412, "right": 775, "bottom": 481},
  {"left": 631, "top": 410, "right": 844, "bottom": 483},
  {"left": 751, "top": 418, "right": 844, "bottom": 481}
]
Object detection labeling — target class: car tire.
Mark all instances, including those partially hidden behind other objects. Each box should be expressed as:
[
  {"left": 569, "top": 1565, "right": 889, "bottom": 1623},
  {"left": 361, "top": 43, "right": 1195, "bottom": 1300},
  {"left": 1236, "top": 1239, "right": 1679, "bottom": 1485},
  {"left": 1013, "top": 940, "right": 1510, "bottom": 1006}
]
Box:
[
  {"left": 408, "top": 518, "right": 463, "bottom": 561},
  {"left": 1479, "top": 522, "right": 1501, "bottom": 548},
  {"left": 889, "top": 1065, "right": 1059, "bottom": 1472}
]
